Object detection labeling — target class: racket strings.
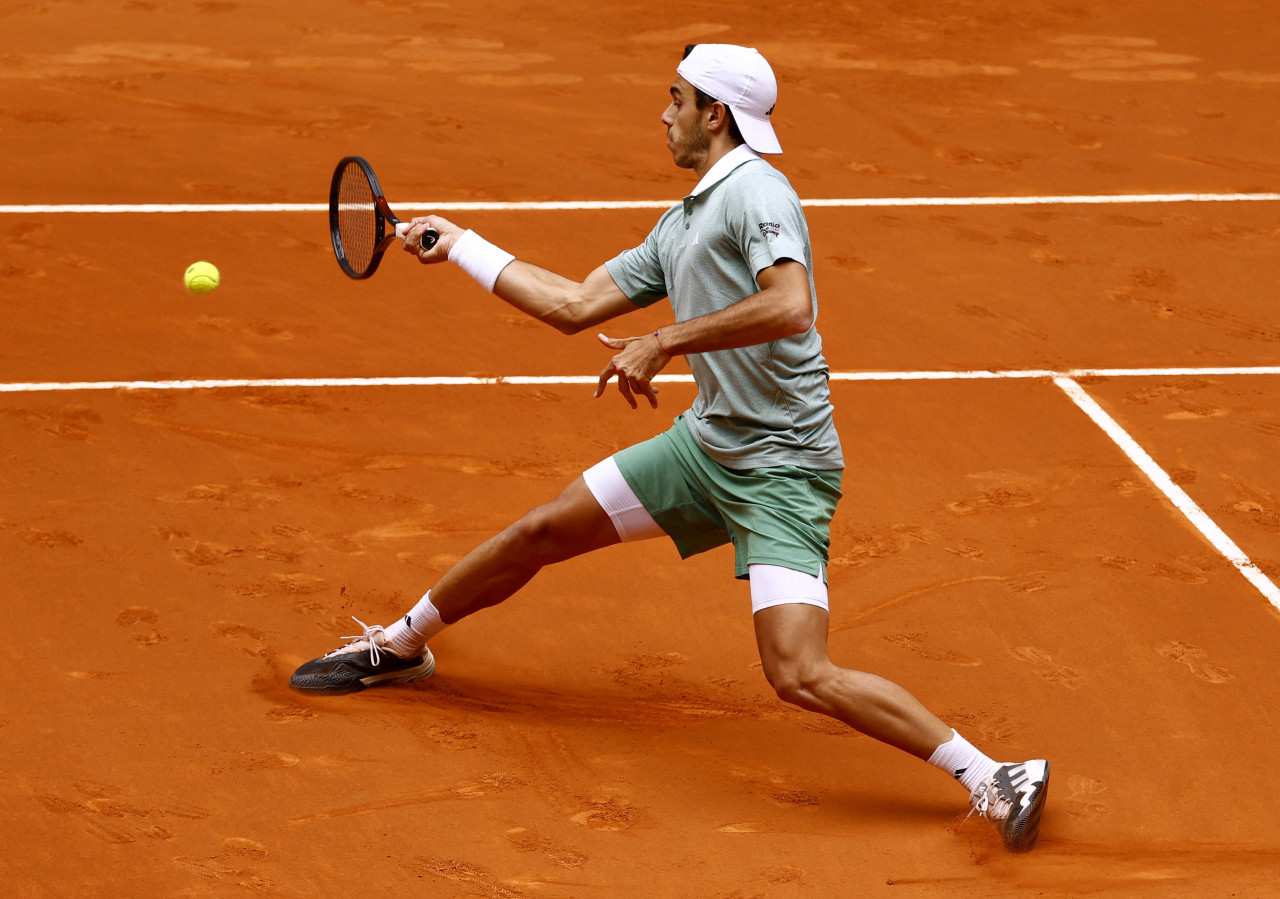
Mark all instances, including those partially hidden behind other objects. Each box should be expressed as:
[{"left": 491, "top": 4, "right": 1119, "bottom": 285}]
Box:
[{"left": 336, "top": 162, "right": 379, "bottom": 273}]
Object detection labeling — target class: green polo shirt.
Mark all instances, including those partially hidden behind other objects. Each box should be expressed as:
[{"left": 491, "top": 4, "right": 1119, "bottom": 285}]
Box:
[{"left": 605, "top": 151, "right": 843, "bottom": 471}]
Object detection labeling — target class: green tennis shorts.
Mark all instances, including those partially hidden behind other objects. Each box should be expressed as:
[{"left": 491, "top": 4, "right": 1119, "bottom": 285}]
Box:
[{"left": 613, "top": 416, "right": 843, "bottom": 580}]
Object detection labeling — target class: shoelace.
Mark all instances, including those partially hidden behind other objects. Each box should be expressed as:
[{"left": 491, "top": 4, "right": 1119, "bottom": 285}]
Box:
[
  {"left": 966, "top": 781, "right": 1012, "bottom": 823},
  {"left": 338, "top": 616, "right": 388, "bottom": 666}
]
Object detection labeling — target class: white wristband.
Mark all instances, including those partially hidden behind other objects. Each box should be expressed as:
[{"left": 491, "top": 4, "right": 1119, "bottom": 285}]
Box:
[{"left": 448, "top": 229, "right": 515, "bottom": 293}]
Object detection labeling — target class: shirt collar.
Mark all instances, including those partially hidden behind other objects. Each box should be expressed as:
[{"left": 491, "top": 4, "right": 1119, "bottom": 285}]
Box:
[{"left": 687, "top": 144, "right": 761, "bottom": 199}]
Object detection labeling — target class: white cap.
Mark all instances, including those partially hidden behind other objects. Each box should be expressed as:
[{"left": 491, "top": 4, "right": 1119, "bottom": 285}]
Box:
[{"left": 677, "top": 44, "right": 782, "bottom": 155}]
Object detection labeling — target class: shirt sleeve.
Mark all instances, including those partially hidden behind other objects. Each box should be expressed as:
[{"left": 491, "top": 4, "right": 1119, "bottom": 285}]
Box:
[
  {"left": 604, "top": 225, "right": 669, "bottom": 309},
  {"left": 725, "top": 170, "right": 811, "bottom": 279}
]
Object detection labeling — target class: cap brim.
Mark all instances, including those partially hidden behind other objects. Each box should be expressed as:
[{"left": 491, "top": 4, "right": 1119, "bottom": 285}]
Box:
[{"left": 734, "top": 111, "right": 782, "bottom": 155}]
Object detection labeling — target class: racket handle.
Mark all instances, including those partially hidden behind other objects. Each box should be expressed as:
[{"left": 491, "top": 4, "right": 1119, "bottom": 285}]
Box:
[{"left": 394, "top": 221, "right": 439, "bottom": 251}]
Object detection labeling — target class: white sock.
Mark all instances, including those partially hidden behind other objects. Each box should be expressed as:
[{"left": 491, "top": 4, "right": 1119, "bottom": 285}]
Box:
[
  {"left": 927, "top": 729, "right": 1001, "bottom": 794},
  {"left": 383, "top": 592, "right": 449, "bottom": 657}
]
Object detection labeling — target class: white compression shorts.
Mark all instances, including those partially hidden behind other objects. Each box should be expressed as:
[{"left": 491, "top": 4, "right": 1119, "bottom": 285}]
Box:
[
  {"left": 582, "top": 456, "right": 666, "bottom": 542},
  {"left": 582, "top": 457, "right": 830, "bottom": 614}
]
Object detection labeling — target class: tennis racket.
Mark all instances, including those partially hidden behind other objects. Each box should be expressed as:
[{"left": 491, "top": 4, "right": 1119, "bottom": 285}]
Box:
[{"left": 328, "top": 155, "right": 438, "bottom": 280}]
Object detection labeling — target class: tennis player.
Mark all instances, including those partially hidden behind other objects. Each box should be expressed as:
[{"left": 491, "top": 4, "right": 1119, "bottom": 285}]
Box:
[{"left": 291, "top": 43, "right": 1049, "bottom": 852}]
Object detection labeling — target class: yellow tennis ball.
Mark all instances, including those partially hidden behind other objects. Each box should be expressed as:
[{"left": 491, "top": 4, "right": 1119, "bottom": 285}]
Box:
[{"left": 184, "top": 261, "right": 220, "bottom": 294}]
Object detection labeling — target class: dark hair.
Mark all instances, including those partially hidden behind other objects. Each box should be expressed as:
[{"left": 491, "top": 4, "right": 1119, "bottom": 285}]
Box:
[{"left": 681, "top": 44, "right": 745, "bottom": 146}]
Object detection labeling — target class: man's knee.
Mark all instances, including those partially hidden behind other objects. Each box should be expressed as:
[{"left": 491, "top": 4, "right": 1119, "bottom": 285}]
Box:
[
  {"left": 505, "top": 503, "right": 563, "bottom": 559},
  {"left": 503, "top": 486, "right": 612, "bottom": 565},
  {"left": 762, "top": 657, "right": 831, "bottom": 707}
]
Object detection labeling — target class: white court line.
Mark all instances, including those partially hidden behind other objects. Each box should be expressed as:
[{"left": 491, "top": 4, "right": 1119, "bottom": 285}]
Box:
[
  {"left": 1055, "top": 377, "right": 1280, "bottom": 611},
  {"left": 827, "top": 366, "right": 1280, "bottom": 382},
  {"left": 5, "top": 367, "right": 1277, "bottom": 609},
  {"left": 3, "top": 192, "right": 1280, "bottom": 214},
  {"left": 0, "top": 376, "right": 607, "bottom": 393},
  {"left": 4, "top": 365, "right": 1280, "bottom": 393}
]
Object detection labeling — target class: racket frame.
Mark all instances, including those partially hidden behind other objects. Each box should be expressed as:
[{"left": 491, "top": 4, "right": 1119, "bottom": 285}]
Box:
[{"left": 329, "top": 155, "right": 438, "bottom": 280}]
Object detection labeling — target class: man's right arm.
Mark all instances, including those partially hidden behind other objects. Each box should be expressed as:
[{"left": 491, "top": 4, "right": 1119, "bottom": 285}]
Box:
[
  {"left": 493, "top": 261, "right": 637, "bottom": 335},
  {"left": 407, "top": 215, "right": 637, "bottom": 335}
]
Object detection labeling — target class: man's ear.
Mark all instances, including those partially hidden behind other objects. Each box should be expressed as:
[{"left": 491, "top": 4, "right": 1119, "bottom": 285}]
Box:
[{"left": 704, "top": 100, "right": 731, "bottom": 135}]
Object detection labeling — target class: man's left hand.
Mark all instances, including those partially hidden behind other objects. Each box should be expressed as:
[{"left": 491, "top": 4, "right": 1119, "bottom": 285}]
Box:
[{"left": 593, "top": 332, "right": 671, "bottom": 409}]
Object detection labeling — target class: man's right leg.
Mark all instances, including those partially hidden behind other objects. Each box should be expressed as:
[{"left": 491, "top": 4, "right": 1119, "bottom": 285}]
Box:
[
  {"left": 289, "top": 473, "right": 625, "bottom": 694},
  {"left": 429, "top": 473, "right": 625, "bottom": 623}
]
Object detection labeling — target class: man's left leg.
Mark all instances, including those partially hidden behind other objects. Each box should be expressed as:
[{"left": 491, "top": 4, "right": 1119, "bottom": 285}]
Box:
[
  {"left": 751, "top": 598, "right": 951, "bottom": 758},
  {"left": 751, "top": 578, "right": 1049, "bottom": 852}
]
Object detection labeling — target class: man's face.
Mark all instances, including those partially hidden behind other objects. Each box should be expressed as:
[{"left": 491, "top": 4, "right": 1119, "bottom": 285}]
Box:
[{"left": 662, "top": 75, "right": 711, "bottom": 171}]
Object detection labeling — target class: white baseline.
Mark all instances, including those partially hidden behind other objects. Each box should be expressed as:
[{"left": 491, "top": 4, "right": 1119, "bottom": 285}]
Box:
[{"left": 2, "top": 192, "right": 1280, "bottom": 215}]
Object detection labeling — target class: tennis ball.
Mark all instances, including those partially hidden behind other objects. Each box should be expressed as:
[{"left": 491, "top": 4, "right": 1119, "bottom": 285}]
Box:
[{"left": 184, "top": 261, "right": 220, "bottom": 294}]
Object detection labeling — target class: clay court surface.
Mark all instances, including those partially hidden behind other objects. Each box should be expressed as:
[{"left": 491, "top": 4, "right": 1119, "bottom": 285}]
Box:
[{"left": 5, "top": 1, "right": 1280, "bottom": 896}]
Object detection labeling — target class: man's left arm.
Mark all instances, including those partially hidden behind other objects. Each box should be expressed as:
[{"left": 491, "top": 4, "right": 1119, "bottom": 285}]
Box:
[{"left": 594, "top": 259, "right": 812, "bottom": 408}]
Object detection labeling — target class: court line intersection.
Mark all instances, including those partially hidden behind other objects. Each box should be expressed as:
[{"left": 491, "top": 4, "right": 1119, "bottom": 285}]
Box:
[{"left": 5, "top": 365, "right": 1278, "bottom": 612}]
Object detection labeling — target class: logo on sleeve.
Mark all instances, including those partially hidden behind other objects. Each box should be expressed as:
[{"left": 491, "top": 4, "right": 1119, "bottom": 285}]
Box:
[{"left": 758, "top": 221, "right": 781, "bottom": 240}]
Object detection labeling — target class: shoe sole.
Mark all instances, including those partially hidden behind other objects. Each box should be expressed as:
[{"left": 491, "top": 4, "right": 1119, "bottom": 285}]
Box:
[
  {"left": 1004, "top": 760, "right": 1050, "bottom": 853},
  {"left": 290, "top": 650, "right": 435, "bottom": 696}
]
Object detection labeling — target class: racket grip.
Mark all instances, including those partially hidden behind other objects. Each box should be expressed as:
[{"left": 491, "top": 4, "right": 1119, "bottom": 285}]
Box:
[{"left": 394, "top": 221, "right": 439, "bottom": 251}]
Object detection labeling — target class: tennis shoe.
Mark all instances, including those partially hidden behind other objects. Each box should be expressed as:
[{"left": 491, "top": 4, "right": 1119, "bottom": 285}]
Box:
[
  {"left": 290, "top": 617, "right": 434, "bottom": 695},
  {"left": 968, "top": 759, "right": 1049, "bottom": 853}
]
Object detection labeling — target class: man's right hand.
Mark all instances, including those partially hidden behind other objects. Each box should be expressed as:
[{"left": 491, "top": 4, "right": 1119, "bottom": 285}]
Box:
[{"left": 404, "top": 215, "right": 463, "bottom": 264}]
